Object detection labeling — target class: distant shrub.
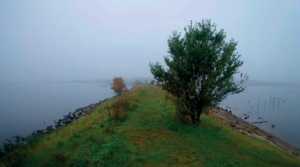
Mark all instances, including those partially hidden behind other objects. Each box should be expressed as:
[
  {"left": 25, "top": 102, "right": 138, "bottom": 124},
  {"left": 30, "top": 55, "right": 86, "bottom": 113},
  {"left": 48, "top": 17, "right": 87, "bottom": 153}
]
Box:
[
  {"left": 111, "top": 77, "right": 127, "bottom": 96},
  {"left": 150, "top": 80, "right": 155, "bottom": 85},
  {"left": 133, "top": 80, "right": 143, "bottom": 86},
  {"left": 111, "top": 96, "right": 130, "bottom": 121}
]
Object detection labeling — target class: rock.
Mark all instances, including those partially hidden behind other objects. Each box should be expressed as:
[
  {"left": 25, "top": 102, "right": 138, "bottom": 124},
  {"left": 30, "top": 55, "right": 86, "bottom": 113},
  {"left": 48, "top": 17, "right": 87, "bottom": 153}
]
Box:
[
  {"left": 267, "top": 135, "right": 273, "bottom": 140},
  {"left": 228, "top": 123, "right": 236, "bottom": 128},
  {"left": 292, "top": 150, "right": 299, "bottom": 156}
]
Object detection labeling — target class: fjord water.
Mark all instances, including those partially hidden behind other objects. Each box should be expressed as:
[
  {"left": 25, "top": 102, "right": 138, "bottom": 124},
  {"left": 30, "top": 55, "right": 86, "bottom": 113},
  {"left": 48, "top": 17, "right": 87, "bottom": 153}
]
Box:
[
  {"left": 0, "top": 81, "right": 114, "bottom": 148},
  {"left": 0, "top": 82, "right": 299, "bottom": 149},
  {"left": 220, "top": 86, "right": 300, "bottom": 149}
]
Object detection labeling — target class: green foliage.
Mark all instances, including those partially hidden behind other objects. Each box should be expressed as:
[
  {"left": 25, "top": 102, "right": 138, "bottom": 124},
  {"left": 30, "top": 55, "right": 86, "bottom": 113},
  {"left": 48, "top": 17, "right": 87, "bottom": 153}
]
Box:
[
  {"left": 150, "top": 19, "right": 248, "bottom": 124},
  {"left": 1, "top": 146, "right": 28, "bottom": 167},
  {"left": 150, "top": 80, "right": 155, "bottom": 85},
  {"left": 1, "top": 85, "right": 299, "bottom": 167}
]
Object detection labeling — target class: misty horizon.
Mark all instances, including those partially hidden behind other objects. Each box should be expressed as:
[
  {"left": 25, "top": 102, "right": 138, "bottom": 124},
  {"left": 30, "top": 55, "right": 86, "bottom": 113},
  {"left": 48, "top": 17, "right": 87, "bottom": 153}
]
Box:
[{"left": 1, "top": 0, "right": 300, "bottom": 84}]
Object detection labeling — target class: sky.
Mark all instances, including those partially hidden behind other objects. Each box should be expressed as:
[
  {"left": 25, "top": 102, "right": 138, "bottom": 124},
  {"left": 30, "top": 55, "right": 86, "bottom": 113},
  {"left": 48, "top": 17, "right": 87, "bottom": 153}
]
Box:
[{"left": 0, "top": 0, "right": 299, "bottom": 83}]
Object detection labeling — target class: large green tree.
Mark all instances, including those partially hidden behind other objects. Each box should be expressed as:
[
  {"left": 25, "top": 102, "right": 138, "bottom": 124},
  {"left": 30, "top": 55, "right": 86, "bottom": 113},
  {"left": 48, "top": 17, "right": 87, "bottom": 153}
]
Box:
[{"left": 150, "top": 19, "right": 248, "bottom": 124}]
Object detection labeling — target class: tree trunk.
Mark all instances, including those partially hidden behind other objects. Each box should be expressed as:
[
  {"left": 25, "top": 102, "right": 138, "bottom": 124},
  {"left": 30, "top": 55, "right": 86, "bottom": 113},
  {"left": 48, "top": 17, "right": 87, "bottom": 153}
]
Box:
[
  {"left": 196, "top": 105, "right": 204, "bottom": 124},
  {"left": 188, "top": 103, "right": 204, "bottom": 125},
  {"left": 196, "top": 110, "right": 202, "bottom": 124},
  {"left": 190, "top": 114, "right": 196, "bottom": 124}
]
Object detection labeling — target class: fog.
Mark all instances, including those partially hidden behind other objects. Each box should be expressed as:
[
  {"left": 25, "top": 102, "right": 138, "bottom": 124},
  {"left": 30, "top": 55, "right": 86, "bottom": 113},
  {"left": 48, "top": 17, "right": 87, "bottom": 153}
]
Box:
[{"left": 1, "top": 0, "right": 300, "bottom": 83}]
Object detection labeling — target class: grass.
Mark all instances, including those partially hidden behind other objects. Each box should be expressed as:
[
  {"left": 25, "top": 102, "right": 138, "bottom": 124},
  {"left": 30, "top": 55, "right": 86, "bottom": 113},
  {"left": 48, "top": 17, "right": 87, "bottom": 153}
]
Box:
[{"left": 1, "top": 85, "right": 299, "bottom": 166}]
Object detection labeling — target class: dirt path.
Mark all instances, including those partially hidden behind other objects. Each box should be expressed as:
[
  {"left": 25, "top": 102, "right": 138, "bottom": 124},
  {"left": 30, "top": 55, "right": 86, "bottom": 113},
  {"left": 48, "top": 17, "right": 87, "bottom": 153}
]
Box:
[{"left": 214, "top": 108, "right": 300, "bottom": 157}]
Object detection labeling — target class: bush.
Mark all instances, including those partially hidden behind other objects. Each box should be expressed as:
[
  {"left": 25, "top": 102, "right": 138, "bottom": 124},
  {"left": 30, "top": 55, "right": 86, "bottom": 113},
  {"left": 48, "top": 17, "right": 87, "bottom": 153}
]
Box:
[
  {"left": 174, "top": 99, "right": 191, "bottom": 124},
  {"left": 111, "top": 96, "right": 130, "bottom": 121},
  {"left": 2, "top": 149, "right": 26, "bottom": 167}
]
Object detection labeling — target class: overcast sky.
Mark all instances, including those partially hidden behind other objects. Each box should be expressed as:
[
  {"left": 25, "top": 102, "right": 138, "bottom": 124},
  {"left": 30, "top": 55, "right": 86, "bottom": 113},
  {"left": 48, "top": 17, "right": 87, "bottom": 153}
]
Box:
[{"left": 0, "top": 0, "right": 299, "bottom": 83}]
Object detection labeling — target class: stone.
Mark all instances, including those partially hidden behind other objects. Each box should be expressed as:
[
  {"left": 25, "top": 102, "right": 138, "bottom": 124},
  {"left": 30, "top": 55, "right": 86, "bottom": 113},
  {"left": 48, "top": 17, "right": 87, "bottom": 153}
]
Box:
[
  {"left": 292, "top": 151, "right": 299, "bottom": 156},
  {"left": 267, "top": 135, "right": 273, "bottom": 140}
]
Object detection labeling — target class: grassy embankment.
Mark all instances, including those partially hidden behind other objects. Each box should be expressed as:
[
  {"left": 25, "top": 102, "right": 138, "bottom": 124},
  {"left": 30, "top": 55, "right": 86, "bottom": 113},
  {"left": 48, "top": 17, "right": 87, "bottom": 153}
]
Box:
[{"left": 1, "top": 85, "right": 299, "bottom": 166}]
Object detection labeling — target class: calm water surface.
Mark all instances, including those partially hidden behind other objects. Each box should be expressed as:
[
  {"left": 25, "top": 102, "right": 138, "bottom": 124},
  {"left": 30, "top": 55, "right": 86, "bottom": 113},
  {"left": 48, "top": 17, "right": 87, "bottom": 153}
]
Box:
[
  {"left": 220, "top": 86, "right": 300, "bottom": 148},
  {"left": 0, "top": 82, "right": 114, "bottom": 148},
  {"left": 0, "top": 82, "right": 299, "bottom": 149}
]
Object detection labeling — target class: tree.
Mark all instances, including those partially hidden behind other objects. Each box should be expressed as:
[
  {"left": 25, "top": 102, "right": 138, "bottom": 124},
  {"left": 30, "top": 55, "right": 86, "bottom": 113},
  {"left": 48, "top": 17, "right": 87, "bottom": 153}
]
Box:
[
  {"left": 149, "top": 19, "right": 248, "bottom": 124},
  {"left": 150, "top": 80, "right": 155, "bottom": 85},
  {"left": 133, "top": 80, "right": 143, "bottom": 86},
  {"left": 111, "top": 77, "right": 127, "bottom": 96}
]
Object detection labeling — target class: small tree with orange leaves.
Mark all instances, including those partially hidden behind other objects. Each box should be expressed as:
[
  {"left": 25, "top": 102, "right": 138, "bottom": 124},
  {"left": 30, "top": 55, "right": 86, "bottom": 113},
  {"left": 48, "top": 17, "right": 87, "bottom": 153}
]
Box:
[{"left": 111, "top": 77, "right": 127, "bottom": 96}]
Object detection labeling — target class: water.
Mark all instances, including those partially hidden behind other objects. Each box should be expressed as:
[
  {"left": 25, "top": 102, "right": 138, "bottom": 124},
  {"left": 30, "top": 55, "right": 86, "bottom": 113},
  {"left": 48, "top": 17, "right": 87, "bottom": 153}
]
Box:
[
  {"left": 1, "top": 83, "right": 299, "bottom": 149},
  {"left": 220, "top": 86, "right": 300, "bottom": 148},
  {"left": 0, "top": 82, "right": 114, "bottom": 148}
]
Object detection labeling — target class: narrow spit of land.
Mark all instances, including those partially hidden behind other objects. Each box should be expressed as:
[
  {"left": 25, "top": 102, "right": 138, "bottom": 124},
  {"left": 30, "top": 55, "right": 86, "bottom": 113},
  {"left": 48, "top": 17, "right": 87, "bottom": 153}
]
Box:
[{"left": 0, "top": 85, "right": 299, "bottom": 167}]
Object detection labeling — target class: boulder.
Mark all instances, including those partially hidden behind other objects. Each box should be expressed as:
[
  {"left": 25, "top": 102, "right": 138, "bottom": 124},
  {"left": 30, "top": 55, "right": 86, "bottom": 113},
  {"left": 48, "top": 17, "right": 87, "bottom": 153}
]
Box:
[{"left": 292, "top": 150, "right": 299, "bottom": 156}]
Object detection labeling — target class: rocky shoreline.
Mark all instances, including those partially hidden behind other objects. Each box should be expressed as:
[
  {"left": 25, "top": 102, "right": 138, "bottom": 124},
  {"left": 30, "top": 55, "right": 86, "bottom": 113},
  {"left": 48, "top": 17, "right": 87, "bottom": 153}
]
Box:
[
  {"left": 214, "top": 107, "right": 300, "bottom": 157},
  {"left": 0, "top": 96, "right": 116, "bottom": 157},
  {"left": 1, "top": 99, "right": 299, "bottom": 159}
]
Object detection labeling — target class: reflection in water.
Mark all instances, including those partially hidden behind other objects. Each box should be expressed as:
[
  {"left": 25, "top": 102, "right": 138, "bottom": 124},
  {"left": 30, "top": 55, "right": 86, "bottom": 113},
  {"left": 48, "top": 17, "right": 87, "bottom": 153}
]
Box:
[
  {"left": 257, "top": 99, "right": 260, "bottom": 113},
  {"left": 269, "top": 97, "right": 272, "bottom": 111},
  {"left": 264, "top": 99, "right": 266, "bottom": 111},
  {"left": 220, "top": 86, "right": 300, "bottom": 148}
]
